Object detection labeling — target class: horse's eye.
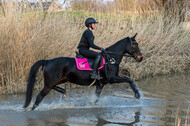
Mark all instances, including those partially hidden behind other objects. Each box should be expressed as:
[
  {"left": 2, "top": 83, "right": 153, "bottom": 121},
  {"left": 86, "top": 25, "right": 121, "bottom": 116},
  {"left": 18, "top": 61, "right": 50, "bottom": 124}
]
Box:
[
  {"left": 133, "top": 43, "right": 138, "bottom": 48},
  {"left": 132, "top": 44, "right": 138, "bottom": 52}
]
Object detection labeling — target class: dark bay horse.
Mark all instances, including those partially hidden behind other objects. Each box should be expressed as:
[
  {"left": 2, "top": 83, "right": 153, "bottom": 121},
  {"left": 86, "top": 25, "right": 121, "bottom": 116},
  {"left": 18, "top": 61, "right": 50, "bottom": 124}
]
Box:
[{"left": 24, "top": 33, "right": 143, "bottom": 110}]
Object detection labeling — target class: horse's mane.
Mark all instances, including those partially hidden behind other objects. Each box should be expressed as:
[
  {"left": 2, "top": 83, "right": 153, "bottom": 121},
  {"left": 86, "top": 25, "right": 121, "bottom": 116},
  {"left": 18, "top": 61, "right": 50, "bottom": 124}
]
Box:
[{"left": 106, "top": 37, "right": 129, "bottom": 51}]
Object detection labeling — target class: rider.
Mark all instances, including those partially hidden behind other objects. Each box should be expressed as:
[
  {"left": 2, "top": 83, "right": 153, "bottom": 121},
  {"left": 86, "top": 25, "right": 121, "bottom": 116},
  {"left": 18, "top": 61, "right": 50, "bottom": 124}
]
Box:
[{"left": 77, "top": 17, "right": 105, "bottom": 79}]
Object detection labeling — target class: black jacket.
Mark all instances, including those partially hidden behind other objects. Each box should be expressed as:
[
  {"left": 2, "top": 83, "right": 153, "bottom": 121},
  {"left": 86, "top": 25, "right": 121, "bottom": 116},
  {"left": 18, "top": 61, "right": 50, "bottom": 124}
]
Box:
[{"left": 77, "top": 29, "right": 101, "bottom": 50}]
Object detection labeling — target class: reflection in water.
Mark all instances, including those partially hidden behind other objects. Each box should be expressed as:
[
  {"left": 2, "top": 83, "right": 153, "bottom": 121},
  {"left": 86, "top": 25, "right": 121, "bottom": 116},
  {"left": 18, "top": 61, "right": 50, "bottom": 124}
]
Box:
[
  {"left": 0, "top": 73, "right": 189, "bottom": 126},
  {"left": 24, "top": 109, "right": 140, "bottom": 126},
  {"left": 96, "top": 111, "right": 140, "bottom": 126}
]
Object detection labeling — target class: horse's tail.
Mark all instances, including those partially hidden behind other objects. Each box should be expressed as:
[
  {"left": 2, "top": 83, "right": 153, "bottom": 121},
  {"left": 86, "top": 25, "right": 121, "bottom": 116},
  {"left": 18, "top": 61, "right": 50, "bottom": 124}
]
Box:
[{"left": 23, "top": 60, "right": 46, "bottom": 108}]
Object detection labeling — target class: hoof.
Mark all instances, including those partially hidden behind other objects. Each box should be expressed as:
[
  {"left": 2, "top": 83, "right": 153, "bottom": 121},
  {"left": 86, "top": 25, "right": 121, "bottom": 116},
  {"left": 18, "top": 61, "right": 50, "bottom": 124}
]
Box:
[
  {"left": 95, "top": 99, "right": 99, "bottom": 103},
  {"left": 134, "top": 91, "right": 140, "bottom": 99},
  {"left": 63, "top": 93, "right": 67, "bottom": 101},
  {"left": 31, "top": 105, "right": 37, "bottom": 110},
  {"left": 23, "top": 106, "right": 31, "bottom": 111}
]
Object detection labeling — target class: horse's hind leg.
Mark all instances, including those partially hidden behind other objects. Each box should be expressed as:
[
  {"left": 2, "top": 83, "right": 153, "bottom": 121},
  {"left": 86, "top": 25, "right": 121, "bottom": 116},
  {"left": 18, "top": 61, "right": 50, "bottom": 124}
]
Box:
[
  {"left": 53, "top": 86, "right": 67, "bottom": 100},
  {"left": 32, "top": 86, "right": 51, "bottom": 110}
]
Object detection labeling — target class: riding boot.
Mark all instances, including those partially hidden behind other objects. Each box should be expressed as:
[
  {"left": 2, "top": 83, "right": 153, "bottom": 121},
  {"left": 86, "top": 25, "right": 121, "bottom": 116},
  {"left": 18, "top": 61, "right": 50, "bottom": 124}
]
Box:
[{"left": 91, "top": 55, "right": 101, "bottom": 80}]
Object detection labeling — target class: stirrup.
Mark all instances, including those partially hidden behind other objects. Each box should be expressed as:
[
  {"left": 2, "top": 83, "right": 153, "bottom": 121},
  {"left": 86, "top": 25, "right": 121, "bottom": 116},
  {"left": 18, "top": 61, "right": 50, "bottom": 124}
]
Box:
[{"left": 91, "top": 72, "right": 102, "bottom": 80}]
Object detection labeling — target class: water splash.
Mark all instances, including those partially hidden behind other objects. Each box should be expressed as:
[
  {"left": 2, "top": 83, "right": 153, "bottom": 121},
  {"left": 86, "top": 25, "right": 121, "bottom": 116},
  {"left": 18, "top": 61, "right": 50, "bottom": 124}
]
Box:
[
  {"left": 0, "top": 104, "right": 24, "bottom": 111},
  {"left": 0, "top": 88, "right": 165, "bottom": 112}
]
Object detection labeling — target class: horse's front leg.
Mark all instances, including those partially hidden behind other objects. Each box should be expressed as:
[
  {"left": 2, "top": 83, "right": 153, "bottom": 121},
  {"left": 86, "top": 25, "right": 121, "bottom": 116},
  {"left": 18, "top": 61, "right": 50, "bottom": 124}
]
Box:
[
  {"left": 95, "top": 83, "right": 104, "bottom": 98},
  {"left": 110, "top": 76, "right": 140, "bottom": 99},
  {"left": 94, "top": 81, "right": 104, "bottom": 103}
]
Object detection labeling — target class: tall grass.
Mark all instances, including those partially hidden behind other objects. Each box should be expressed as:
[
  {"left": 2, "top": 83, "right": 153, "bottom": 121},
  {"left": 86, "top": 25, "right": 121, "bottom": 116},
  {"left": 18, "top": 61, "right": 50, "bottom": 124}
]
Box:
[
  {"left": 175, "top": 98, "right": 190, "bottom": 126},
  {"left": 122, "top": 15, "right": 190, "bottom": 79},
  {"left": 0, "top": 1, "right": 189, "bottom": 93}
]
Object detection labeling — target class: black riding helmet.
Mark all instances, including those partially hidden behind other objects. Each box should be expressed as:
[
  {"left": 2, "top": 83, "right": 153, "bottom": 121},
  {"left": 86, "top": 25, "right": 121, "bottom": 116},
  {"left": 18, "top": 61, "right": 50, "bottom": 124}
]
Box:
[{"left": 85, "top": 17, "right": 98, "bottom": 27}]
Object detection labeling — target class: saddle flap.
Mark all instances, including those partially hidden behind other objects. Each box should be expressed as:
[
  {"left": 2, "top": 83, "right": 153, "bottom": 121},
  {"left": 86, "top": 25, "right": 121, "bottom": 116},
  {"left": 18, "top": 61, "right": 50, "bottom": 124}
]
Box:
[{"left": 75, "top": 56, "right": 105, "bottom": 71}]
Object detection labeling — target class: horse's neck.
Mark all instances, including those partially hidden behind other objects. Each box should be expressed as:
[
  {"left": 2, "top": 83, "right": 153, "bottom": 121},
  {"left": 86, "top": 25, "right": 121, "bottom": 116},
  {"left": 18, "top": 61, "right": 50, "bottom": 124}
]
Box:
[{"left": 106, "top": 39, "right": 127, "bottom": 65}]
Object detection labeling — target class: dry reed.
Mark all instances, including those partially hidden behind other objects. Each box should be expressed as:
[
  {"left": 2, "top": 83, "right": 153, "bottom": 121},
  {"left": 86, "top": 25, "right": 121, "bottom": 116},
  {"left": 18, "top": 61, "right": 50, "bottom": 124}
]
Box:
[
  {"left": 175, "top": 98, "right": 190, "bottom": 126},
  {"left": 0, "top": 1, "right": 189, "bottom": 93}
]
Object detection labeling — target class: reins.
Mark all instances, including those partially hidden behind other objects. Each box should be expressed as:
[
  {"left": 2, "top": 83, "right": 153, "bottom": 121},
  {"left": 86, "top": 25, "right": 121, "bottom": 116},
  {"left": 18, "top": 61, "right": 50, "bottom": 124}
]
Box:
[
  {"left": 88, "top": 51, "right": 131, "bottom": 88},
  {"left": 106, "top": 51, "right": 132, "bottom": 57}
]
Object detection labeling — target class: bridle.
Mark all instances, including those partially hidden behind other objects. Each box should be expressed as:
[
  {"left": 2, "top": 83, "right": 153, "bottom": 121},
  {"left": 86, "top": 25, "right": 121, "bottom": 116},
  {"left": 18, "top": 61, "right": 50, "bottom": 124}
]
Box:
[
  {"left": 129, "top": 37, "right": 139, "bottom": 47},
  {"left": 105, "top": 37, "right": 138, "bottom": 57},
  {"left": 106, "top": 51, "right": 132, "bottom": 57},
  {"left": 103, "top": 37, "right": 140, "bottom": 65}
]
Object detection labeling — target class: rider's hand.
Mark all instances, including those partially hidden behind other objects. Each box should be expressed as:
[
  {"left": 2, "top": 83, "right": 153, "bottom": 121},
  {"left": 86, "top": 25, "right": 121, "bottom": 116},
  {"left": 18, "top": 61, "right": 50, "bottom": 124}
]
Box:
[{"left": 101, "top": 48, "right": 106, "bottom": 53}]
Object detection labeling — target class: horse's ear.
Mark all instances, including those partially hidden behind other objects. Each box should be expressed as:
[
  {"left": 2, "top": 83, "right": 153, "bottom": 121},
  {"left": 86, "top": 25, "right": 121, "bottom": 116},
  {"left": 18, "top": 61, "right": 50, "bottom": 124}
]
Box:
[{"left": 132, "top": 33, "right": 138, "bottom": 39}]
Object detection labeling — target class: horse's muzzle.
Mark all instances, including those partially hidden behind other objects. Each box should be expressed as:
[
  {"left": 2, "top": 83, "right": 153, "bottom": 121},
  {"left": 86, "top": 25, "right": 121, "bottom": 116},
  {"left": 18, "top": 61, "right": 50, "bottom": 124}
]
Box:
[{"left": 135, "top": 55, "right": 143, "bottom": 62}]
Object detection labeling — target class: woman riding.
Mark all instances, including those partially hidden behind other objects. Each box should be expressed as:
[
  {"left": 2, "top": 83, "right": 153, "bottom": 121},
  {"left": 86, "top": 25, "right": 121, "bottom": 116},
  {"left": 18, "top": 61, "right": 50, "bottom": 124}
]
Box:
[{"left": 77, "top": 17, "right": 105, "bottom": 80}]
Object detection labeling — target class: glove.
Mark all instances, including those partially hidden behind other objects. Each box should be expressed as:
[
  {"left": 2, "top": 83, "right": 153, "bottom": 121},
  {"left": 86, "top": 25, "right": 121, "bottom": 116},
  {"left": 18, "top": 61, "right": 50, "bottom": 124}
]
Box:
[{"left": 101, "top": 48, "right": 106, "bottom": 53}]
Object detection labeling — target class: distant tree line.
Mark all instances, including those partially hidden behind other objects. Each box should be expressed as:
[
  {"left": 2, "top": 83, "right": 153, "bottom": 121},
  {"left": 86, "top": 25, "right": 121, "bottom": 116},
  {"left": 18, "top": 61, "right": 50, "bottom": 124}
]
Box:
[{"left": 70, "top": 0, "right": 189, "bottom": 22}]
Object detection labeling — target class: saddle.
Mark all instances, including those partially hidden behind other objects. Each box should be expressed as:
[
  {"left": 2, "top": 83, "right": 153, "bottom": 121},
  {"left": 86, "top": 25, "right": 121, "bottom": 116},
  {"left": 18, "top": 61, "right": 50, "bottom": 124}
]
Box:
[{"left": 75, "top": 51, "right": 105, "bottom": 71}]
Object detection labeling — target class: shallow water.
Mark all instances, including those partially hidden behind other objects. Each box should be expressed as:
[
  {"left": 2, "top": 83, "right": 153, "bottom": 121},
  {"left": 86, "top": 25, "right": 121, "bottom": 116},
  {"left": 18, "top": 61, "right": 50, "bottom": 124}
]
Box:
[{"left": 0, "top": 73, "right": 190, "bottom": 126}]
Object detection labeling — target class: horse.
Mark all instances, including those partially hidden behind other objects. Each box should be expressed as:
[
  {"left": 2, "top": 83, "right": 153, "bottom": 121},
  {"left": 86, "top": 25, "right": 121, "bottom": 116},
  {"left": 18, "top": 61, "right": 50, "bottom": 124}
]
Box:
[{"left": 23, "top": 33, "right": 143, "bottom": 110}]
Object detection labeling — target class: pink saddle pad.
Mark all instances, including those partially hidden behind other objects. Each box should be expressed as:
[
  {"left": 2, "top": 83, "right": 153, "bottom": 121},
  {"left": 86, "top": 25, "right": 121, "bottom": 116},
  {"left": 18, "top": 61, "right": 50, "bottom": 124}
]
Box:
[{"left": 75, "top": 57, "right": 105, "bottom": 71}]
